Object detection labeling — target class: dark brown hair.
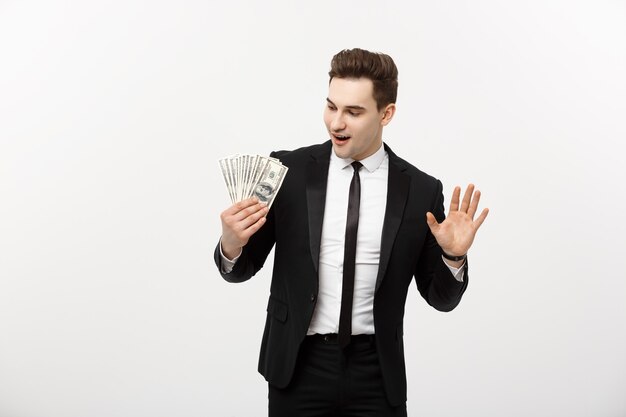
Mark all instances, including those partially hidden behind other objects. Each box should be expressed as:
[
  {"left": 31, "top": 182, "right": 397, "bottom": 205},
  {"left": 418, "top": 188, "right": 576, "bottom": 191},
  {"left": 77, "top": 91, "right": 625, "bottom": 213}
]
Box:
[{"left": 328, "top": 48, "right": 398, "bottom": 110}]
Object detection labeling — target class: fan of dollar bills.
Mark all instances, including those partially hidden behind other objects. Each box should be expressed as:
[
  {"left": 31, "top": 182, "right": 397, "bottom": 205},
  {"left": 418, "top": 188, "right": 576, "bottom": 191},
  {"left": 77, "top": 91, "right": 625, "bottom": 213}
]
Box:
[{"left": 218, "top": 154, "right": 288, "bottom": 209}]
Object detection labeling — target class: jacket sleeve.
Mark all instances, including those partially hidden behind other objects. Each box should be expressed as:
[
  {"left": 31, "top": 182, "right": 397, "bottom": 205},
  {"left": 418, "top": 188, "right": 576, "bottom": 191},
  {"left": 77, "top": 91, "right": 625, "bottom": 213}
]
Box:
[{"left": 414, "top": 179, "right": 468, "bottom": 312}]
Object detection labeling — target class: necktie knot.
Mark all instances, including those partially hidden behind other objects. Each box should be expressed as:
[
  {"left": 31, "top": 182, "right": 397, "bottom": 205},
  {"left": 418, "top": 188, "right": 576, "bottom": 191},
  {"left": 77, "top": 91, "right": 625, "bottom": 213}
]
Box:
[{"left": 351, "top": 161, "right": 363, "bottom": 172}]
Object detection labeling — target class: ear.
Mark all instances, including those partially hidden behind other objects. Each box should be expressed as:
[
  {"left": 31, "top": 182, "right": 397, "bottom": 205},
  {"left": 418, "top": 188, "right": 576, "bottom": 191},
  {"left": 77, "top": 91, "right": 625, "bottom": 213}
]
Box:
[{"left": 380, "top": 103, "right": 396, "bottom": 126}]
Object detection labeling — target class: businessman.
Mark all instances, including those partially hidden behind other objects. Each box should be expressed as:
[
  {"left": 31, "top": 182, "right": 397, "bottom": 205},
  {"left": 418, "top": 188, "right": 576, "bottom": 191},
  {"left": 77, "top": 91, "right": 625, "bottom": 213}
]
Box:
[{"left": 215, "top": 48, "right": 489, "bottom": 416}]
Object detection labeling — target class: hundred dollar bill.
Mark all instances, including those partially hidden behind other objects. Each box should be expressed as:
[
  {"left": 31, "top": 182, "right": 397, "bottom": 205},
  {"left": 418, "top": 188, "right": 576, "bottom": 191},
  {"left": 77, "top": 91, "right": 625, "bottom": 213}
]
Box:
[
  {"left": 227, "top": 157, "right": 239, "bottom": 203},
  {"left": 244, "top": 155, "right": 260, "bottom": 200},
  {"left": 219, "top": 154, "right": 288, "bottom": 206},
  {"left": 243, "top": 155, "right": 254, "bottom": 201},
  {"left": 251, "top": 159, "right": 288, "bottom": 209},
  {"left": 218, "top": 158, "right": 235, "bottom": 203},
  {"left": 246, "top": 157, "right": 268, "bottom": 200}
]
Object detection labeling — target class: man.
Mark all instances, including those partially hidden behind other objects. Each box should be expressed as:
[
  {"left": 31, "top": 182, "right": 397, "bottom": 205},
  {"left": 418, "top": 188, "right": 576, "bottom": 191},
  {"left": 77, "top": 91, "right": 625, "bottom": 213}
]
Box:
[{"left": 215, "top": 48, "right": 488, "bottom": 416}]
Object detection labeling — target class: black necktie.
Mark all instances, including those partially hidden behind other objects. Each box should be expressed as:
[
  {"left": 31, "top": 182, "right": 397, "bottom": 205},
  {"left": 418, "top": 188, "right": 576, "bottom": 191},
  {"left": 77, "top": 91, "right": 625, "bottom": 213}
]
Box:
[{"left": 338, "top": 161, "right": 362, "bottom": 349}]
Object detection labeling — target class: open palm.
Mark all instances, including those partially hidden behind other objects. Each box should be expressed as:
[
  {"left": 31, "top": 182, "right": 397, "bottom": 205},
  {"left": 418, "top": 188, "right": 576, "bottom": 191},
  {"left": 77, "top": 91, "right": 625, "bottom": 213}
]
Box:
[{"left": 426, "top": 184, "right": 489, "bottom": 257}]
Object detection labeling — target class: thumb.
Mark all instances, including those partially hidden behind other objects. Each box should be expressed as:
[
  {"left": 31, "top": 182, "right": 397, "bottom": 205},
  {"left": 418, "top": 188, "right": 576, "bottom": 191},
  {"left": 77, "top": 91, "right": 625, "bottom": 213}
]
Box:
[{"left": 425, "top": 212, "right": 439, "bottom": 233}]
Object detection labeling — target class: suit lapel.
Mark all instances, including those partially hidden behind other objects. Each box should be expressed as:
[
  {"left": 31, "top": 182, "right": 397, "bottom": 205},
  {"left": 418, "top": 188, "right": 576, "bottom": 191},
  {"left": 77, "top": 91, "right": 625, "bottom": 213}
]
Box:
[
  {"left": 375, "top": 145, "right": 410, "bottom": 291},
  {"left": 306, "top": 142, "right": 331, "bottom": 273},
  {"left": 304, "top": 141, "right": 408, "bottom": 286}
]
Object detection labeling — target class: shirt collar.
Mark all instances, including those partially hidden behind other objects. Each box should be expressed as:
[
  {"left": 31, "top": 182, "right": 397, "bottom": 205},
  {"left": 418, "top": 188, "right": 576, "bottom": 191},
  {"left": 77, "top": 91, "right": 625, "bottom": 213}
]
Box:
[{"left": 331, "top": 142, "right": 387, "bottom": 173}]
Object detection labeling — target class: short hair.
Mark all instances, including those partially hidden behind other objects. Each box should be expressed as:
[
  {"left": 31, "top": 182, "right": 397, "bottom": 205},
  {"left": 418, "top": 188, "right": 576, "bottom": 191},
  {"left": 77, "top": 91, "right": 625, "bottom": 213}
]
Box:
[{"left": 328, "top": 48, "right": 398, "bottom": 110}]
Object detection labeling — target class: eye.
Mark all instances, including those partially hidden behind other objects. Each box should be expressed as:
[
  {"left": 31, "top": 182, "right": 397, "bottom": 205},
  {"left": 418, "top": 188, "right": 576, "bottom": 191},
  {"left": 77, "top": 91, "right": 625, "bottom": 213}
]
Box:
[
  {"left": 327, "top": 104, "right": 337, "bottom": 111},
  {"left": 348, "top": 111, "right": 360, "bottom": 117}
]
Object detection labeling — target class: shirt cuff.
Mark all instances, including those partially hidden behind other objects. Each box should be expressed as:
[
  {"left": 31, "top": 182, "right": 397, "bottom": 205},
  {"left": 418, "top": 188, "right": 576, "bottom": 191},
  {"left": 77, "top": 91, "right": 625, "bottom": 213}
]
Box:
[
  {"left": 219, "top": 238, "right": 242, "bottom": 274},
  {"left": 442, "top": 255, "right": 466, "bottom": 282}
]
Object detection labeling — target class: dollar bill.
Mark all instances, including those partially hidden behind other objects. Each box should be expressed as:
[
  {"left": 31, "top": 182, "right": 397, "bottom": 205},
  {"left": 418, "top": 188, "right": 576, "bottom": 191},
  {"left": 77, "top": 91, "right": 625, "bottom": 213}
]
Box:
[
  {"left": 251, "top": 159, "right": 288, "bottom": 209},
  {"left": 218, "top": 154, "right": 288, "bottom": 207},
  {"left": 218, "top": 158, "right": 235, "bottom": 203}
]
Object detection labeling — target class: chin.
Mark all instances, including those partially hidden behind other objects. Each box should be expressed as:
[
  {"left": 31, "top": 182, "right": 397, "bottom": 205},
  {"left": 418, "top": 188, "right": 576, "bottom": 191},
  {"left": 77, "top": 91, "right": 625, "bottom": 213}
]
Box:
[{"left": 332, "top": 145, "right": 351, "bottom": 160}]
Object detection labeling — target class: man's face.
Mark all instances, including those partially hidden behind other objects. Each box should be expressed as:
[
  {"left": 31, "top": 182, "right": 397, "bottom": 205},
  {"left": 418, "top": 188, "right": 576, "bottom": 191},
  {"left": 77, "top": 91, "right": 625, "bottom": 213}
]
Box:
[{"left": 323, "top": 77, "right": 395, "bottom": 161}]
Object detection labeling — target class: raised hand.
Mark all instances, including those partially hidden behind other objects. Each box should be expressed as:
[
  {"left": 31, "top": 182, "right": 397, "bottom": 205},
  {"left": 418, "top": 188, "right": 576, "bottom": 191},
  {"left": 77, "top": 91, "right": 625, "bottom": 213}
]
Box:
[
  {"left": 425, "top": 184, "right": 489, "bottom": 257},
  {"left": 220, "top": 197, "right": 269, "bottom": 259}
]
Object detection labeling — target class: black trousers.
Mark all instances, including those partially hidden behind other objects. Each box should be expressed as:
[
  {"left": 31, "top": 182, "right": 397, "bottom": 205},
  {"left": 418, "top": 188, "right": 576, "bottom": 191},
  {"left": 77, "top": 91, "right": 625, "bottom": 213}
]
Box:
[{"left": 268, "top": 334, "right": 407, "bottom": 417}]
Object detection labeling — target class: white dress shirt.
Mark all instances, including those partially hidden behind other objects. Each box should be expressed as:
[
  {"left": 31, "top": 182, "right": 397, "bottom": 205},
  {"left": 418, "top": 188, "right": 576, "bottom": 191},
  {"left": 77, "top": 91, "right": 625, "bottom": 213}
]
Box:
[
  {"left": 220, "top": 143, "right": 464, "bottom": 336},
  {"left": 308, "top": 144, "right": 389, "bottom": 335}
]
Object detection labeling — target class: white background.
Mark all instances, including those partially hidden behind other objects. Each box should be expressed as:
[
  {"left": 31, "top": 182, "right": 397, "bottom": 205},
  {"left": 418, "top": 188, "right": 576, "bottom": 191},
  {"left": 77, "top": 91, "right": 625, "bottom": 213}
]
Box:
[{"left": 1, "top": 1, "right": 625, "bottom": 416}]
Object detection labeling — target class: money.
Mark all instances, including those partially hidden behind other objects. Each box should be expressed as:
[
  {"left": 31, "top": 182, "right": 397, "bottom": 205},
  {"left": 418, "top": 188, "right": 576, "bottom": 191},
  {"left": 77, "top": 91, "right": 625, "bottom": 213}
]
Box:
[{"left": 219, "top": 154, "right": 288, "bottom": 209}]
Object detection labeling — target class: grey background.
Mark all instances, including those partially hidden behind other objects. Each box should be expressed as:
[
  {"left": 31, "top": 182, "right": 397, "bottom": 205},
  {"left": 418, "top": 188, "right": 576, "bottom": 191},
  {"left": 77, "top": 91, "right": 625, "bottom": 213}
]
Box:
[{"left": 1, "top": 0, "right": 625, "bottom": 416}]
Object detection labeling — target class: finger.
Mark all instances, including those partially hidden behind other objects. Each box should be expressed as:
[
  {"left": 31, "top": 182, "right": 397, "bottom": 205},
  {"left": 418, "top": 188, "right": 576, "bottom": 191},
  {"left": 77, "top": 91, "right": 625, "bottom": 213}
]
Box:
[
  {"left": 224, "top": 197, "right": 260, "bottom": 216},
  {"left": 241, "top": 214, "right": 267, "bottom": 239},
  {"left": 467, "top": 190, "right": 481, "bottom": 219},
  {"left": 232, "top": 201, "right": 267, "bottom": 222},
  {"left": 425, "top": 212, "right": 440, "bottom": 233},
  {"left": 459, "top": 184, "right": 474, "bottom": 213},
  {"left": 239, "top": 205, "right": 270, "bottom": 230},
  {"left": 474, "top": 208, "right": 489, "bottom": 229},
  {"left": 448, "top": 186, "right": 461, "bottom": 213}
]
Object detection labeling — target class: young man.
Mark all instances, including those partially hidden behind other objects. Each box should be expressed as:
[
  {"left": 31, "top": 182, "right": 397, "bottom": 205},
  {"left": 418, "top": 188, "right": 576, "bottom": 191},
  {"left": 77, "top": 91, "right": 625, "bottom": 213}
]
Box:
[{"left": 215, "top": 48, "right": 488, "bottom": 417}]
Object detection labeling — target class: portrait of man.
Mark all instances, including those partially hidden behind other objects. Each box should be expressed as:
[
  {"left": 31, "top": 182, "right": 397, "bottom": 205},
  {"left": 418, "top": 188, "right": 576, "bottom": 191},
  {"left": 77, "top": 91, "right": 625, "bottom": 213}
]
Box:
[
  {"left": 2, "top": 2, "right": 623, "bottom": 417},
  {"left": 215, "top": 48, "right": 488, "bottom": 417}
]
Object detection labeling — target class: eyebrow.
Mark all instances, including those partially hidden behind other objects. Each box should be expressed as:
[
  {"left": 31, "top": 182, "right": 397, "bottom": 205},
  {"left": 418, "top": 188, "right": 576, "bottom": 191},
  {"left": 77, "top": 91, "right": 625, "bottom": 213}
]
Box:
[{"left": 326, "top": 98, "right": 366, "bottom": 111}]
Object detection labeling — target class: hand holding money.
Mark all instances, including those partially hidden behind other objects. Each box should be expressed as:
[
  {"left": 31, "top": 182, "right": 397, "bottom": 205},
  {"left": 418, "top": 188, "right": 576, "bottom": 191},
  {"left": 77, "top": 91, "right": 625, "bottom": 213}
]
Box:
[
  {"left": 220, "top": 197, "right": 269, "bottom": 259},
  {"left": 218, "top": 154, "right": 288, "bottom": 259}
]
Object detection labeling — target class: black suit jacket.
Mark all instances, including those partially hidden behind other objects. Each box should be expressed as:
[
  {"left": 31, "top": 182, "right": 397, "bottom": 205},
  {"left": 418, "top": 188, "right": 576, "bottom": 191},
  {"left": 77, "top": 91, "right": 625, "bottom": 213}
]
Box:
[{"left": 214, "top": 141, "right": 468, "bottom": 406}]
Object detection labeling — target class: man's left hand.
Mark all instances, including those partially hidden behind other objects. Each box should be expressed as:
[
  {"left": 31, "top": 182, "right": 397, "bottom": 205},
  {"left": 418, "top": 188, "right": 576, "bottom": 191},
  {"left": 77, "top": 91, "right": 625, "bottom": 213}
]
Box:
[{"left": 426, "top": 184, "right": 489, "bottom": 257}]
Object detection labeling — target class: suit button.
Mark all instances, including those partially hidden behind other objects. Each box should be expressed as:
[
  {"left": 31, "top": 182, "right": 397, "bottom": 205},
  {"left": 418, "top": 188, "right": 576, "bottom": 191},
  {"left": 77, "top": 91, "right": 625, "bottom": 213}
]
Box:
[{"left": 310, "top": 294, "right": 316, "bottom": 302}]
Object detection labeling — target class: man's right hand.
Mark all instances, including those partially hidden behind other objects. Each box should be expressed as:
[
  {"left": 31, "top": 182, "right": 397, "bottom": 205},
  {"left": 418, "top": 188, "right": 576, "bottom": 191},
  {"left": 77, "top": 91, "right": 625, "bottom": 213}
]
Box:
[{"left": 220, "top": 197, "right": 269, "bottom": 260}]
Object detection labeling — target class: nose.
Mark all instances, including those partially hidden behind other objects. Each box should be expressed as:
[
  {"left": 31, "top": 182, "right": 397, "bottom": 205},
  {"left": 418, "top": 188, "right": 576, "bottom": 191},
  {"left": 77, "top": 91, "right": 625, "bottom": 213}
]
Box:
[{"left": 330, "top": 112, "right": 346, "bottom": 132}]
